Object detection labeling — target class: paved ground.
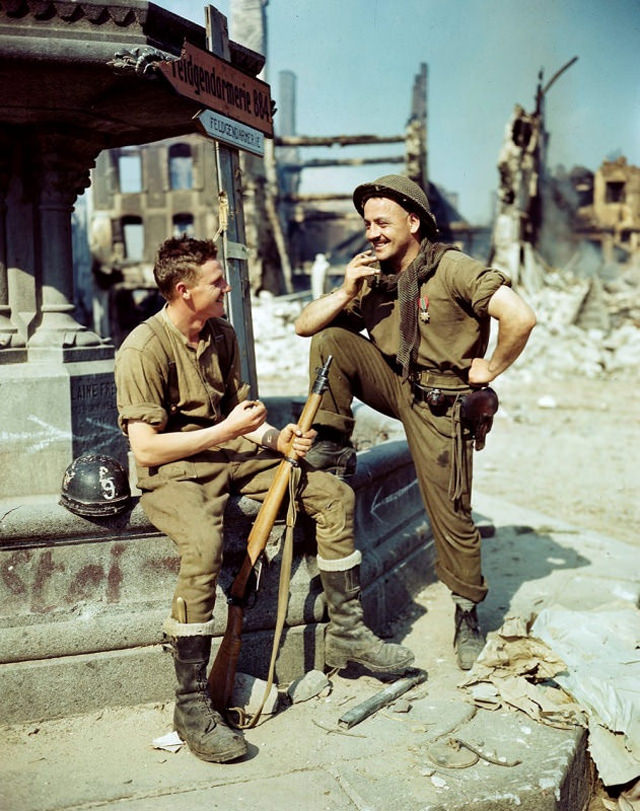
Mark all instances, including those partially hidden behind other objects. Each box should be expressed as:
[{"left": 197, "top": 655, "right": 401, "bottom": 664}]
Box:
[{"left": 2, "top": 492, "right": 638, "bottom": 811}]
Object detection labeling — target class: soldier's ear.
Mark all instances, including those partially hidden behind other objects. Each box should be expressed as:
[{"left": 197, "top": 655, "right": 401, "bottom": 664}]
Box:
[
  {"left": 175, "top": 280, "right": 190, "bottom": 299},
  {"left": 408, "top": 212, "right": 421, "bottom": 235}
]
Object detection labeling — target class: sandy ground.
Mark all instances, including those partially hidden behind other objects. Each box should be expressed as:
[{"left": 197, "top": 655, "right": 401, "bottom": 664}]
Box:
[{"left": 472, "top": 373, "right": 639, "bottom": 549}]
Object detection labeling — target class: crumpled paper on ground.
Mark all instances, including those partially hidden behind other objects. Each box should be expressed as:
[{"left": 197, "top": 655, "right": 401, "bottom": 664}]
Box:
[
  {"left": 603, "top": 775, "right": 640, "bottom": 810},
  {"left": 152, "top": 730, "right": 183, "bottom": 752},
  {"left": 459, "top": 608, "right": 640, "bottom": 787},
  {"left": 459, "top": 614, "right": 586, "bottom": 730}
]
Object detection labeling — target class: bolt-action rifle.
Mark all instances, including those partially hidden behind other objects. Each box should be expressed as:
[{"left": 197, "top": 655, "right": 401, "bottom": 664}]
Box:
[{"left": 208, "top": 356, "right": 333, "bottom": 718}]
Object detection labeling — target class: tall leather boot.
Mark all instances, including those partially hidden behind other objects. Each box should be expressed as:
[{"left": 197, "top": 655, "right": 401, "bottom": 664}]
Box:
[
  {"left": 165, "top": 618, "right": 247, "bottom": 763},
  {"left": 318, "top": 551, "right": 415, "bottom": 675}
]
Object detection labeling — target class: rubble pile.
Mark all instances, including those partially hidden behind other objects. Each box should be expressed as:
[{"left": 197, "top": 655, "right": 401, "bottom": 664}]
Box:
[
  {"left": 511, "top": 262, "right": 640, "bottom": 380},
  {"left": 251, "top": 261, "right": 640, "bottom": 393},
  {"left": 252, "top": 292, "right": 311, "bottom": 393},
  {"left": 602, "top": 265, "right": 640, "bottom": 329}
]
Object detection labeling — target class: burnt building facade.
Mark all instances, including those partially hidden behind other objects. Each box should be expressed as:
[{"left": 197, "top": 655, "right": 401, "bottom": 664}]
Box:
[
  {"left": 550, "top": 157, "right": 640, "bottom": 268},
  {"left": 575, "top": 157, "right": 640, "bottom": 264},
  {"left": 88, "top": 135, "right": 219, "bottom": 345}
]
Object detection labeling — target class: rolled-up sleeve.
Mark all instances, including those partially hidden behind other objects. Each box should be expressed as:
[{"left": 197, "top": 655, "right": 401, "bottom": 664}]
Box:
[
  {"left": 471, "top": 268, "right": 511, "bottom": 316},
  {"left": 114, "top": 347, "right": 168, "bottom": 435},
  {"left": 445, "top": 253, "right": 511, "bottom": 316}
]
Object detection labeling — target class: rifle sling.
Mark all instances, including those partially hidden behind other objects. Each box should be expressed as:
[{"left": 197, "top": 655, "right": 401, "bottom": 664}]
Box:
[{"left": 236, "top": 463, "right": 302, "bottom": 729}]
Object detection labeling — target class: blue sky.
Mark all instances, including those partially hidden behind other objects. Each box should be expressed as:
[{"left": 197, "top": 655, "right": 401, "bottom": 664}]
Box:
[{"left": 156, "top": 0, "right": 640, "bottom": 224}]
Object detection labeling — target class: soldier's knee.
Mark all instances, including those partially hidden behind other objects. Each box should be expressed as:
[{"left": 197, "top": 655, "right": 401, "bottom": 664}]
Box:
[
  {"left": 311, "top": 327, "right": 343, "bottom": 355},
  {"left": 316, "top": 472, "right": 355, "bottom": 514}
]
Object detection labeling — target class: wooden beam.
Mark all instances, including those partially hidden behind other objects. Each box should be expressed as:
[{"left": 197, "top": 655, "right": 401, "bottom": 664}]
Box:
[
  {"left": 274, "top": 134, "right": 405, "bottom": 148},
  {"left": 280, "top": 155, "right": 404, "bottom": 172},
  {"left": 282, "top": 193, "right": 353, "bottom": 203},
  {"left": 293, "top": 210, "right": 363, "bottom": 222}
]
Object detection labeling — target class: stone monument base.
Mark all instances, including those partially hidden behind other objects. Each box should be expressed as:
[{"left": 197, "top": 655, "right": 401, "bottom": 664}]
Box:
[
  {"left": 0, "top": 353, "right": 127, "bottom": 497},
  {"left": 0, "top": 429, "right": 435, "bottom": 724}
]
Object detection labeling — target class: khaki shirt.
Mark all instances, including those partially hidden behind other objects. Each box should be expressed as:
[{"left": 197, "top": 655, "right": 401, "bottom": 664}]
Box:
[
  {"left": 336, "top": 251, "right": 510, "bottom": 380},
  {"left": 115, "top": 306, "right": 250, "bottom": 437}
]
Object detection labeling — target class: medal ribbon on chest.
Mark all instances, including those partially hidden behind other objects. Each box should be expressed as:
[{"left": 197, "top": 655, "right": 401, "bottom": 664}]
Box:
[{"left": 418, "top": 295, "right": 430, "bottom": 323}]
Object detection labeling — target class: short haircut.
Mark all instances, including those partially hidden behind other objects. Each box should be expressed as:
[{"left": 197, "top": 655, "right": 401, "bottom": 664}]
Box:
[{"left": 153, "top": 236, "right": 218, "bottom": 300}]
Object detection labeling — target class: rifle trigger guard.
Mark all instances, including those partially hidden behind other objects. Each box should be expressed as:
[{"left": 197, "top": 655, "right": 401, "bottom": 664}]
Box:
[
  {"left": 252, "top": 558, "right": 263, "bottom": 592},
  {"left": 245, "top": 558, "right": 263, "bottom": 608}
]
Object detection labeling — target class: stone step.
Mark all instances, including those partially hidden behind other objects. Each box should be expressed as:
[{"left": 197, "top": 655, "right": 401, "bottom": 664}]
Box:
[{"left": 0, "top": 437, "right": 435, "bottom": 724}]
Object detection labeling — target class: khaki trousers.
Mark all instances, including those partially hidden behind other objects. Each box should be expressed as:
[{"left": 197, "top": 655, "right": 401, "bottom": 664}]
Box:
[
  {"left": 309, "top": 327, "right": 487, "bottom": 603},
  {"left": 138, "top": 436, "right": 355, "bottom": 623}
]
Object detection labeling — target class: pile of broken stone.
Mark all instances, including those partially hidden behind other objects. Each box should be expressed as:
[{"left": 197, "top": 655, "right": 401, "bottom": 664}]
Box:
[{"left": 250, "top": 259, "right": 640, "bottom": 390}]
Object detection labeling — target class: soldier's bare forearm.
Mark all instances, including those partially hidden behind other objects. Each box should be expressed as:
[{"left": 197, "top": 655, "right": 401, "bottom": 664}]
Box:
[{"left": 295, "top": 287, "right": 354, "bottom": 336}]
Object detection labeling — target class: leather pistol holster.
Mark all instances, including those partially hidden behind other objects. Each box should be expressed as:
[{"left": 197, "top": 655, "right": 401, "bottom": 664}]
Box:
[{"left": 460, "top": 387, "right": 499, "bottom": 450}]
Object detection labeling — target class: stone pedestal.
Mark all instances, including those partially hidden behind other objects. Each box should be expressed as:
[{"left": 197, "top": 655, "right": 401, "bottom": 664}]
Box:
[
  {"left": 0, "top": 419, "right": 435, "bottom": 724},
  {"left": 0, "top": 352, "right": 127, "bottom": 497}
]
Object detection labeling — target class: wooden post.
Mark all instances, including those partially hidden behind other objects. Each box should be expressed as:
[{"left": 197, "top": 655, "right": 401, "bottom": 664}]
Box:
[{"left": 205, "top": 5, "right": 259, "bottom": 396}]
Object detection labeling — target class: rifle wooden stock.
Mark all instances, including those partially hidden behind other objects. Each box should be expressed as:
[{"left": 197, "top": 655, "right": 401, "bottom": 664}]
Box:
[{"left": 208, "top": 356, "right": 333, "bottom": 714}]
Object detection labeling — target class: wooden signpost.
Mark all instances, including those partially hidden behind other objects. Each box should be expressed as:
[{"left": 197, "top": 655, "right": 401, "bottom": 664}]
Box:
[
  {"left": 159, "top": 5, "right": 275, "bottom": 396},
  {"left": 158, "top": 39, "right": 273, "bottom": 138}
]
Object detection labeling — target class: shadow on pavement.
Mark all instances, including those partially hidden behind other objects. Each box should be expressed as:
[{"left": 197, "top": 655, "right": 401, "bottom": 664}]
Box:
[{"left": 478, "top": 520, "right": 591, "bottom": 633}]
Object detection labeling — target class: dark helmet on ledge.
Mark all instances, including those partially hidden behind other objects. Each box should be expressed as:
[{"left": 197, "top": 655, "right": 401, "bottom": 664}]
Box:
[{"left": 60, "top": 453, "right": 131, "bottom": 518}]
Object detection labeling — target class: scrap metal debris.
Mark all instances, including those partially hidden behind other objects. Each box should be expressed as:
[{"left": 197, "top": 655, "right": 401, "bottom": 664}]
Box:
[
  {"left": 425, "top": 736, "right": 522, "bottom": 770},
  {"left": 338, "top": 669, "right": 428, "bottom": 729}
]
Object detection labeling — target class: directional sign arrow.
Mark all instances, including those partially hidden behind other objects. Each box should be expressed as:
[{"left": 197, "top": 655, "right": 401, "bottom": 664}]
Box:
[{"left": 196, "top": 108, "right": 265, "bottom": 156}]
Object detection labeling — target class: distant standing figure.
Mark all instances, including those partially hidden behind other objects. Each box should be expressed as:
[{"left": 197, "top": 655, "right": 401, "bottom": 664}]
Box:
[{"left": 311, "top": 252, "right": 331, "bottom": 300}]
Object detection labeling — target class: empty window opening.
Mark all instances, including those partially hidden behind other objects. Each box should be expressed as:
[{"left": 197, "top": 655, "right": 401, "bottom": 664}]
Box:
[
  {"left": 169, "top": 143, "right": 193, "bottom": 190},
  {"left": 605, "top": 181, "right": 625, "bottom": 203},
  {"left": 122, "top": 216, "right": 144, "bottom": 260},
  {"left": 118, "top": 152, "right": 142, "bottom": 193},
  {"left": 173, "top": 213, "right": 195, "bottom": 238}
]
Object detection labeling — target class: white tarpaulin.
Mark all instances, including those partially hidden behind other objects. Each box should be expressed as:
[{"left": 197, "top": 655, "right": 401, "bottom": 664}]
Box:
[{"left": 532, "top": 606, "right": 640, "bottom": 786}]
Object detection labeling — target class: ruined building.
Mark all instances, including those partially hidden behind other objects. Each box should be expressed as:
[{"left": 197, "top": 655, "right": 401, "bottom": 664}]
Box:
[
  {"left": 87, "top": 135, "right": 219, "bottom": 345},
  {"left": 274, "top": 63, "right": 490, "bottom": 279},
  {"left": 572, "top": 157, "right": 640, "bottom": 266}
]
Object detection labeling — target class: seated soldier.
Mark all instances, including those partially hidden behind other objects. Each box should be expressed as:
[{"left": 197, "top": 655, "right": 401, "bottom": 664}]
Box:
[{"left": 114, "top": 236, "right": 415, "bottom": 764}]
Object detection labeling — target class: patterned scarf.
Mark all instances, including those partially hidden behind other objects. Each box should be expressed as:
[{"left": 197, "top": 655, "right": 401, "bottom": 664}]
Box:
[{"left": 376, "top": 238, "right": 458, "bottom": 380}]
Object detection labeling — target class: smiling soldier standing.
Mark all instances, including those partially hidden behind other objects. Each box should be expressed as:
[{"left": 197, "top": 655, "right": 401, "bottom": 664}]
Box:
[
  {"left": 295, "top": 175, "right": 536, "bottom": 671},
  {"left": 114, "top": 235, "right": 414, "bottom": 764}
]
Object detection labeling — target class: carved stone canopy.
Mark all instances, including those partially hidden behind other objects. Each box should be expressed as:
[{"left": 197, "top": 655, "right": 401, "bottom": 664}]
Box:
[{"left": 0, "top": 0, "right": 266, "bottom": 148}]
